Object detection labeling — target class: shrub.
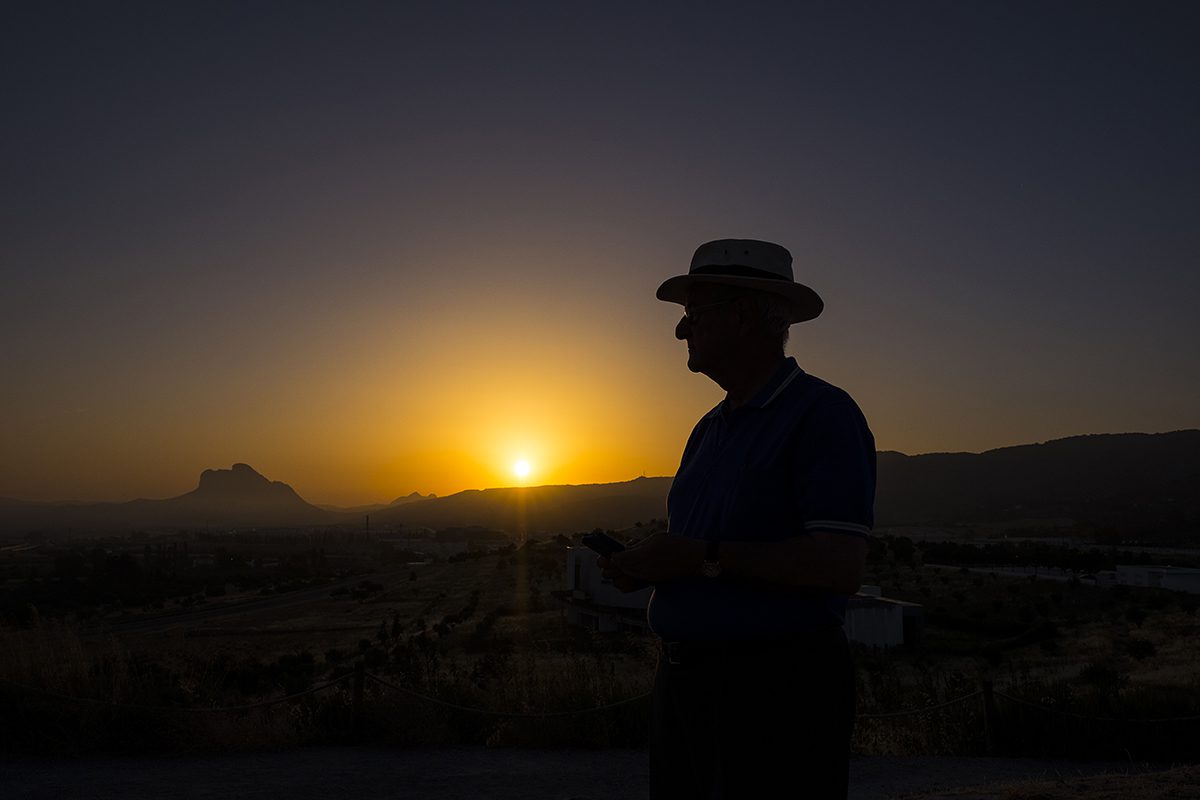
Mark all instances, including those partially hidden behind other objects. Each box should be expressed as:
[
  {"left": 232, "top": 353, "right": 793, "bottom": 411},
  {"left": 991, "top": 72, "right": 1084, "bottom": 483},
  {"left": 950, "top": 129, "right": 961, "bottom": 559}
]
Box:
[
  {"left": 1125, "top": 638, "right": 1157, "bottom": 660},
  {"left": 1076, "top": 661, "right": 1128, "bottom": 693},
  {"left": 979, "top": 645, "right": 1003, "bottom": 666}
]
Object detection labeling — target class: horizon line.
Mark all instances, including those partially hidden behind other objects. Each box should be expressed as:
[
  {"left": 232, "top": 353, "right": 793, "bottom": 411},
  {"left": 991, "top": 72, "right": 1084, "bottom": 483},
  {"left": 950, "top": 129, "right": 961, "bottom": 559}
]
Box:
[{"left": 5, "top": 428, "right": 1196, "bottom": 507}]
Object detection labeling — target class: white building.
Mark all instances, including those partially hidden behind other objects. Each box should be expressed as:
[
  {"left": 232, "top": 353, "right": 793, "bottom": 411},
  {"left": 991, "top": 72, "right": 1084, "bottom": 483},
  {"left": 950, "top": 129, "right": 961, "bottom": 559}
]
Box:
[
  {"left": 556, "top": 548, "right": 922, "bottom": 647},
  {"left": 554, "top": 546, "right": 653, "bottom": 633},
  {"left": 1080, "top": 570, "right": 1118, "bottom": 588},
  {"left": 1116, "top": 565, "right": 1200, "bottom": 594},
  {"left": 845, "top": 586, "right": 923, "bottom": 649}
]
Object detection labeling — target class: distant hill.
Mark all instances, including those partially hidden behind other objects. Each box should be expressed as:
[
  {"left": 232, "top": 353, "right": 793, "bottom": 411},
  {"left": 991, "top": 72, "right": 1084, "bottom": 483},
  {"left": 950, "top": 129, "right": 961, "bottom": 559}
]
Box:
[
  {"left": 875, "top": 430, "right": 1200, "bottom": 536},
  {"left": 0, "top": 464, "right": 343, "bottom": 534},
  {"left": 378, "top": 431, "right": 1199, "bottom": 538},
  {"left": 317, "top": 491, "right": 438, "bottom": 514},
  {"left": 1, "top": 431, "right": 1196, "bottom": 539},
  {"left": 141, "top": 463, "right": 337, "bottom": 527},
  {"left": 391, "top": 491, "right": 437, "bottom": 506},
  {"left": 372, "top": 477, "right": 672, "bottom": 535}
]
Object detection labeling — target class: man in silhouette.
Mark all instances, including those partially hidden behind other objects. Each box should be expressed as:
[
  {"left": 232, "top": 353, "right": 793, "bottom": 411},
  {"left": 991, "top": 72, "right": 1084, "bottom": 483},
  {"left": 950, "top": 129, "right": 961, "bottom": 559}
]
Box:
[{"left": 602, "top": 239, "right": 875, "bottom": 799}]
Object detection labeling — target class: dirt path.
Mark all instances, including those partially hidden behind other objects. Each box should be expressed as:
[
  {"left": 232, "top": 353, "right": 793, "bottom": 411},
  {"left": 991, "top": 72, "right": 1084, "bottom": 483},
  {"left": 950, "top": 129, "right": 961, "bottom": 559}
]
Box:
[{"left": 2, "top": 748, "right": 1163, "bottom": 800}]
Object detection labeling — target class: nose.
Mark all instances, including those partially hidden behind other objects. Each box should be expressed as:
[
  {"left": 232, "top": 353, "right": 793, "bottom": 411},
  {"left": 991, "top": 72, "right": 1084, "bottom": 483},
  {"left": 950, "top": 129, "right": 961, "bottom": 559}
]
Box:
[{"left": 675, "top": 315, "right": 690, "bottom": 340}]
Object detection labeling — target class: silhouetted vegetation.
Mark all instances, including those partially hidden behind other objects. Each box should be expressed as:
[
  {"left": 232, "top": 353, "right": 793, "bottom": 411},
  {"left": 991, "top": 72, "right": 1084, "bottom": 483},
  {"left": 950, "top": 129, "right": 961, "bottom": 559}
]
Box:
[{"left": 3, "top": 529, "right": 1200, "bottom": 758}]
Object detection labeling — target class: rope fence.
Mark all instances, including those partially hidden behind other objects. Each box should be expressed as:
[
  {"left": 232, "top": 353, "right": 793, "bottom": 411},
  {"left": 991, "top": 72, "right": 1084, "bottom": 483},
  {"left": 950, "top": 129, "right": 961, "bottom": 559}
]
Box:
[
  {"left": 992, "top": 690, "right": 1200, "bottom": 724},
  {"left": 856, "top": 690, "right": 982, "bottom": 720}
]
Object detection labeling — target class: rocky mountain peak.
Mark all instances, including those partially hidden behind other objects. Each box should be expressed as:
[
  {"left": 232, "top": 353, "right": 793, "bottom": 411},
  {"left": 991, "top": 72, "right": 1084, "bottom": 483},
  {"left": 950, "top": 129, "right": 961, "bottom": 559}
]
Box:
[{"left": 196, "top": 463, "right": 278, "bottom": 497}]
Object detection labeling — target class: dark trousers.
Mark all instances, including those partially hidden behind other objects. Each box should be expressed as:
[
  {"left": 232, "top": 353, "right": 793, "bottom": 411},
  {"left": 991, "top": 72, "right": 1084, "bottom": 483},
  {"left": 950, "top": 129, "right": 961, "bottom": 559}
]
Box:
[{"left": 650, "top": 627, "right": 855, "bottom": 800}]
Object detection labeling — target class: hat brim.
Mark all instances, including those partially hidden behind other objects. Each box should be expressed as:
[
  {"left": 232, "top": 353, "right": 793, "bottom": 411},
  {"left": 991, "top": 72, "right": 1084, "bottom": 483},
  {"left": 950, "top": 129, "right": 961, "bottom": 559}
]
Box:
[{"left": 656, "top": 274, "right": 824, "bottom": 324}]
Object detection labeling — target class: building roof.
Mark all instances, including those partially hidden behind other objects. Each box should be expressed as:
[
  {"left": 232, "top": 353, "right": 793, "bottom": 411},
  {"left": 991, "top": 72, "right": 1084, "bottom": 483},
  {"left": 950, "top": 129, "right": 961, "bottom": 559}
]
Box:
[{"left": 847, "top": 594, "right": 923, "bottom": 609}]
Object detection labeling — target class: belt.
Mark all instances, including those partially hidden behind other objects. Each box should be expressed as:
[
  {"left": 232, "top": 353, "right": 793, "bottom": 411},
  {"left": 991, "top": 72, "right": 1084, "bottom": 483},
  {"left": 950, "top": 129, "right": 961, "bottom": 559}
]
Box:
[{"left": 661, "top": 628, "right": 842, "bottom": 667}]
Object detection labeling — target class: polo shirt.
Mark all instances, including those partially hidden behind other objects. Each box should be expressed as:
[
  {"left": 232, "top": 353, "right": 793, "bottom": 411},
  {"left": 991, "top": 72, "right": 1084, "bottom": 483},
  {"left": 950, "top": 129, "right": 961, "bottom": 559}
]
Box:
[{"left": 647, "top": 356, "right": 876, "bottom": 641}]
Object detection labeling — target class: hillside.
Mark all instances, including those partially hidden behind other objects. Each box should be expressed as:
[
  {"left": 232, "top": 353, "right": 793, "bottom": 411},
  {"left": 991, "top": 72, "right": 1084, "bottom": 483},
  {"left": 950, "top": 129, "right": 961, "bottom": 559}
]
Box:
[
  {"left": 1, "top": 431, "right": 1197, "bottom": 538},
  {"left": 0, "top": 464, "right": 344, "bottom": 534},
  {"left": 875, "top": 430, "right": 1200, "bottom": 535},
  {"left": 373, "top": 477, "right": 672, "bottom": 534}
]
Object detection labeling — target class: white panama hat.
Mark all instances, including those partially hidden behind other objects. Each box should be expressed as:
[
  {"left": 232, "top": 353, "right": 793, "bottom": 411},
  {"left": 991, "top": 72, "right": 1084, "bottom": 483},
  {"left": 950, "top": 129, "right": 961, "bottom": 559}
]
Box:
[{"left": 656, "top": 238, "right": 824, "bottom": 323}]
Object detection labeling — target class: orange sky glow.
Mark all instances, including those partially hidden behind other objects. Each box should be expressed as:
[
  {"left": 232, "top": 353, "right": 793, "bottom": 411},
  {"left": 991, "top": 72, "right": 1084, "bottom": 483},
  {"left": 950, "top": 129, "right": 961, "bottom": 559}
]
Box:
[{"left": 3, "top": 4, "right": 1197, "bottom": 507}]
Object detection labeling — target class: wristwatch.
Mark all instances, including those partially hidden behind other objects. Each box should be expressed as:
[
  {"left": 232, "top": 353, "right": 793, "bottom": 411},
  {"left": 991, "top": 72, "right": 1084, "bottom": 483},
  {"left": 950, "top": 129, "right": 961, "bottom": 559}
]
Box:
[{"left": 701, "top": 539, "right": 721, "bottom": 578}]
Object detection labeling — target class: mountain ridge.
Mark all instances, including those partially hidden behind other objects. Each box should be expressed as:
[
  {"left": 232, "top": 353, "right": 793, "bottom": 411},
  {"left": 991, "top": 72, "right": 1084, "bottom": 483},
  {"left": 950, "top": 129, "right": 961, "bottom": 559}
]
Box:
[
  {"left": 0, "top": 464, "right": 338, "bottom": 533},
  {"left": 2, "top": 430, "right": 1197, "bottom": 538}
]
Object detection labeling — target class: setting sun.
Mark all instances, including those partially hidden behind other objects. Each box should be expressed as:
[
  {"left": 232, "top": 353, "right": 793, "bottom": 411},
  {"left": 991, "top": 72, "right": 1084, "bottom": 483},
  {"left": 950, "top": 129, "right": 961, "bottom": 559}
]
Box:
[{"left": 513, "top": 459, "right": 532, "bottom": 480}]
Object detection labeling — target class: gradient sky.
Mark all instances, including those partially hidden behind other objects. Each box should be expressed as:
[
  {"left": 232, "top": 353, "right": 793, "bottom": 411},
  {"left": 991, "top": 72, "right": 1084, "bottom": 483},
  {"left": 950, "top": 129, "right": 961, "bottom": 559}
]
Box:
[{"left": 3, "top": 1, "right": 1198, "bottom": 506}]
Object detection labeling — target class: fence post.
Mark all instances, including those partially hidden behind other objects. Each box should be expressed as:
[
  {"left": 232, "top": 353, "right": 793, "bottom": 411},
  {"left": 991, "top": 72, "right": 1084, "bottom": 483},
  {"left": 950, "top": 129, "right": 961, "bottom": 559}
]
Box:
[
  {"left": 981, "top": 679, "right": 997, "bottom": 755},
  {"left": 353, "top": 660, "right": 365, "bottom": 736}
]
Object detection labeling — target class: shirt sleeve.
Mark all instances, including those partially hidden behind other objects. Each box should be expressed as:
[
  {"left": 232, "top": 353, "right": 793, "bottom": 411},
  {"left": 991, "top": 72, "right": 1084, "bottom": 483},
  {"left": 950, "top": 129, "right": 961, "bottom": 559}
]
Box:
[{"left": 793, "top": 394, "right": 876, "bottom": 538}]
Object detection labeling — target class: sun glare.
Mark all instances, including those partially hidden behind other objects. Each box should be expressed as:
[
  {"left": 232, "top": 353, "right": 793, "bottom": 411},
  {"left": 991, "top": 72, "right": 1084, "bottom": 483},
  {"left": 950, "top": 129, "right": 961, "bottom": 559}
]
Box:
[{"left": 513, "top": 459, "right": 532, "bottom": 480}]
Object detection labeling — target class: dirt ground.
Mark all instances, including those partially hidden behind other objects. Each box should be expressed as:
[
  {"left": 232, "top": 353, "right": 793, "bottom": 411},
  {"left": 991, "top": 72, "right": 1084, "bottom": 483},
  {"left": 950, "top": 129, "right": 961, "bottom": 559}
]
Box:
[
  {"left": 1, "top": 748, "right": 1177, "bottom": 800},
  {"left": 902, "top": 765, "right": 1200, "bottom": 800}
]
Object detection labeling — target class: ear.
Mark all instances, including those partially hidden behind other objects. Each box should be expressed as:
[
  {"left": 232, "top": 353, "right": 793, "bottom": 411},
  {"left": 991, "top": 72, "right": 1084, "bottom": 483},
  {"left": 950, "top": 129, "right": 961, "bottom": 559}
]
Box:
[{"left": 731, "top": 297, "right": 758, "bottom": 337}]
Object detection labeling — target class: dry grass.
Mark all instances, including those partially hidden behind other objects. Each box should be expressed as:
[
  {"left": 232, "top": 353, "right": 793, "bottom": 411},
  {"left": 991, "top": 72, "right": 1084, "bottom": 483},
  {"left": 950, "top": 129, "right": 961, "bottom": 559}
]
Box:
[
  {"left": 0, "top": 548, "right": 655, "bottom": 753},
  {"left": 1, "top": 613, "right": 131, "bottom": 702},
  {"left": 0, "top": 614, "right": 350, "bottom": 754},
  {"left": 6, "top": 544, "right": 1200, "bottom": 759},
  {"left": 355, "top": 647, "right": 654, "bottom": 748}
]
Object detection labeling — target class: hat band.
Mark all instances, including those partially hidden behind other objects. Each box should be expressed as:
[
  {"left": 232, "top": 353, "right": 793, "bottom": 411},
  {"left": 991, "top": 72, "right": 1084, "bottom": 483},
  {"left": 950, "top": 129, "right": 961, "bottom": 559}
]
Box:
[{"left": 690, "top": 263, "right": 790, "bottom": 282}]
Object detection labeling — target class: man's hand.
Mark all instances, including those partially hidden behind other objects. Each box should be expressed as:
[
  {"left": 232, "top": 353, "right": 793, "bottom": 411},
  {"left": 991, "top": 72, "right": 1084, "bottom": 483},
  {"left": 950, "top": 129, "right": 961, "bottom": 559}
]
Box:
[
  {"left": 596, "top": 556, "right": 649, "bottom": 592},
  {"left": 601, "top": 531, "right": 705, "bottom": 587},
  {"left": 599, "top": 529, "right": 867, "bottom": 593}
]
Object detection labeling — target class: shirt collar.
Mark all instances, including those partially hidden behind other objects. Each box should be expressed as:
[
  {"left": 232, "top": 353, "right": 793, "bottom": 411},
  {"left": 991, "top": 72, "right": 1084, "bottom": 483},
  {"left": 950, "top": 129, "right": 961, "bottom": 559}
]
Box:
[
  {"left": 709, "top": 357, "right": 805, "bottom": 420},
  {"left": 747, "top": 356, "right": 804, "bottom": 409}
]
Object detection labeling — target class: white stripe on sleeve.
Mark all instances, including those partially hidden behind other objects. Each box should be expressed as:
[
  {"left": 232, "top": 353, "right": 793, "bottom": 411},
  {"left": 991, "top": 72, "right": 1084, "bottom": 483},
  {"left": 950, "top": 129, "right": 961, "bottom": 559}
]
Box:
[{"left": 804, "top": 520, "right": 871, "bottom": 536}]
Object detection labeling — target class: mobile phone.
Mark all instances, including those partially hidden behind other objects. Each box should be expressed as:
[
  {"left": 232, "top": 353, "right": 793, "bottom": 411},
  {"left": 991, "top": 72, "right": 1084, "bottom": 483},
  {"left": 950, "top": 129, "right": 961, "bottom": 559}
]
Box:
[{"left": 581, "top": 532, "right": 625, "bottom": 558}]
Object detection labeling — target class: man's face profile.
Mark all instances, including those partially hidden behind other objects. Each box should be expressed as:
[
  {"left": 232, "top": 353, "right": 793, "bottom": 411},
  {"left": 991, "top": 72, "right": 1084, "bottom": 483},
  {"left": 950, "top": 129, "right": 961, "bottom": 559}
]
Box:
[{"left": 675, "top": 283, "right": 745, "bottom": 377}]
